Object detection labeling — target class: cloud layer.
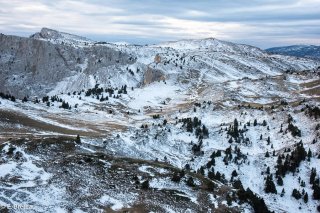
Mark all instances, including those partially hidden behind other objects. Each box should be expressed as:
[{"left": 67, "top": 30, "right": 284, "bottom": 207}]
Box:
[{"left": 0, "top": 0, "right": 319, "bottom": 48}]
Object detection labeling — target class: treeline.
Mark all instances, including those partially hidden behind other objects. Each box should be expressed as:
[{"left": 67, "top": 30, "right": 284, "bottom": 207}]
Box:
[{"left": 0, "top": 92, "right": 16, "bottom": 102}]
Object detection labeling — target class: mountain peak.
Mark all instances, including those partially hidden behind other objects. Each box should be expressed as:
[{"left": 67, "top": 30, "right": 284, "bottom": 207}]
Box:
[
  {"left": 32, "top": 27, "right": 61, "bottom": 39},
  {"left": 30, "top": 27, "right": 92, "bottom": 45}
]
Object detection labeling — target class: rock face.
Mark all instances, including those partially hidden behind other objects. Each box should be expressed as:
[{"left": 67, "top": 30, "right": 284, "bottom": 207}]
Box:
[
  {"left": 0, "top": 33, "right": 135, "bottom": 97},
  {"left": 143, "top": 67, "right": 165, "bottom": 85},
  {"left": 154, "top": 54, "right": 161, "bottom": 63}
]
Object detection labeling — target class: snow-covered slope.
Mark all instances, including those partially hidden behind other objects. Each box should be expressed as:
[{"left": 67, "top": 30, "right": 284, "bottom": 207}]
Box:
[
  {"left": 1, "top": 28, "right": 320, "bottom": 213},
  {"left": 154, "top": 37, "right": 266, "bottom": 57}
]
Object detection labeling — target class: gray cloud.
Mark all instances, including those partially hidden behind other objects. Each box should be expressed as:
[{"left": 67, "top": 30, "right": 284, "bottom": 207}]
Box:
[{"left": 0, "top": 0, "right": 319, "bottom": 48}]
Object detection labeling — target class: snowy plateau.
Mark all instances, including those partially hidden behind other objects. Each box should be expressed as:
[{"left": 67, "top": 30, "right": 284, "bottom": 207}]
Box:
[{"left": 0, "top": 28, "right": 320, "bottom": 213}]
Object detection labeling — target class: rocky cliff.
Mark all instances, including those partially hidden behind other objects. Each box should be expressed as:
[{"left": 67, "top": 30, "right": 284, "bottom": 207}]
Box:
[{"left": 0, "top": 30, "right": 135, "bottom": 98}]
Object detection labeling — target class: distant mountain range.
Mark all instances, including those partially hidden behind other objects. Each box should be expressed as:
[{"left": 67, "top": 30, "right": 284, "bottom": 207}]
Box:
[{"left": 266, "top": 45, "right": 320, "bottom": 60}]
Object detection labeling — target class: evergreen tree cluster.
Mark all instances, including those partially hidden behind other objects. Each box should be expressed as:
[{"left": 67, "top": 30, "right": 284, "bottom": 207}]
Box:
[
  {"left": 60, "top": 101, "right": 71, "bottom": 110},
  {"left": 0, "top": 92, "right": 16, "bottom": 102},
  {"left": 224, "top": 119, "right": 253, "bottom": 145},
  {"left": 99, "top": 94, "right": 108, "bottom": 102},
  {"left": 179, "top": 117, "right": 209, "bottom": 138},
  {"left": 237, "top": 184, "right": 271, "bottom": 213},
  {"left": 22, "top": 96, "right": 28, "bottom": 102},
  {"left": 152, "top": 114, "right": 160, "bottom": 119},
  {"left": 288, "top": 123, "right": 301, "bottom": 137},
  {"left": 310, "top": 168, "right": 320, "bottom": 200},
  {"left": 305, "top": 105, "right": 320, "bottom": 119},
  {"left": 192, "top": 139, "right": 203, "bottom": 155},
  {"left": 171, "top": 170, "right": 185, "bottom": 183},
  {"left": 118, "top": 85, "right": 127, "bottom": 94},
  {"left": 276, "top": 141, "right": 306, "bottom": 177},
  {"left": 42, "top": 96, "right": 49, "bottom": 102},
  {"left": 195, "top": 125, "right": 209, "bottom": 139},
  {"left": 207, "top": 150, "right": 221, "bottom": 169},
  {"left": 208, "top": 168, "right": 226, "bottom": 183},
  {"left": 292, "top": 188, "right": 302, "bottom": 199},
  {"left": 85, "top": 85, "right": 104, "bottom": 97},
  {"left": 232, "top": 146, "right": 248, "bottom": 165},
  {"left": 265, "top": 175, "right": 277, "bottom": 194},
  {"left": 180, "top": 117, "right": 201, "bottom": 133},
  {"left": 50, "top": 95, "right": 63, "bottom": 102},
  {"left": 126, "top": 67, "right": 135, "bottom": 76},
  {"left": 228, "top": 119, "right": 239, "bottom": 138},
  {"left": 84, "top": 84, "right": 128, "bottom": 99},
  {"left": 287, "top": 114, "right": 301, "bottom": 137},
  {"left": 291, "top": 188, "right": 309, "bottom": 203}
]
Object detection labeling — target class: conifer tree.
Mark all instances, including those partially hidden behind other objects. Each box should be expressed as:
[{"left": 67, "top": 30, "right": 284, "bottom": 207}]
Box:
[
  {"left": 304, "top": 193, "right": 308, "bottom": 203},
  {"left": 265, "top": 175, "right": 277, "bottom": 194},
  {"left": 75, "top": 134, "right": 81, "bottom": 144}
]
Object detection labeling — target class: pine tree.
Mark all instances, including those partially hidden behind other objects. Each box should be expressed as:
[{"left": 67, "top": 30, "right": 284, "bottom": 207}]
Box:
[
  {"left": 288, "top": 123, "right": 301, "bottom": 137},
  {"left": 308, "top": 148, "right": 312, "bottom": 161},
  {"left": 198, "top": 166, "right": 205, "bottom": 175},
  {"left": 226, "top": 194, "right": 232, "bottom": 206},
  {"left": 231, "top": 170, "right": 238, "bottom": 178},
  {"left": 292, "top": 188, "right": 302, "bottom": 199},
  {"left": 228, "top": 137, "right": 233, "bottom": 143},
  {"left": 310, "top": 168, "right": 317, "bottom": 184},
  {"left": 266, "top": 167, "right": 270, "bottom": 174},
  {"left": 163, "top": 119, "right": 168, "bottom": 125},
  {"left": 186, "top": 177, "right": 195, "bottom": 187},
  {"left": 313, "top": 184, "right": 320, "bottom": 200},
  {"left": 171, "top": 172, "right": 181, "bottom": 182},
  {"left": 237, "top": 187, "right": 270, "bottom": 213},
  {"left": 254, "top": 119, "right": 258, "bottom": 126},
  {"left": 265, "top": 175, "right": 277, "bottom": 194},
  {"left": 206, "top": 180, "right": 215, "bottom": 191},
  {"left": 75, "top": 134, "right": 81, "bottom": 144},
  {"left": 233, "top": 118, "right": 239, "bottom": 137},
  {"left": 277, "top": 176, "right": 283, "bottom": 186},
  {"left": 42, "top": 96, "right": 49, "bottom": 102},
  {"left": 304, "top": 192, "right": 308, "bottom": 203},
  {"left": 265, "top": 151, "right": 270, "bottom": 157},
  {"left": 141, "top": 180, "right": 149, "bottom": 189},
  {"left": 185, "top": 164, "right": 191, "bottom": 170}
]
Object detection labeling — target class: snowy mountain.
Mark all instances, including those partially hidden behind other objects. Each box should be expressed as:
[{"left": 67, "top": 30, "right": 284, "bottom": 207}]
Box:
[
  {"left": 1, "top": 28, "right": 319, "bottom": 98},
  {"left": 1, "top": 28, "right": 320, "bottom": 213},
  {"left": 266, "top": 45, "right": 320, "bottom": 60}
]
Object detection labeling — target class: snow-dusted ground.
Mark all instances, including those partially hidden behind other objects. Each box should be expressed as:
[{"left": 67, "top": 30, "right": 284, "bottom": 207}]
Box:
[{"left": 1, "top": 28, "right": 320, "bottom": 212}]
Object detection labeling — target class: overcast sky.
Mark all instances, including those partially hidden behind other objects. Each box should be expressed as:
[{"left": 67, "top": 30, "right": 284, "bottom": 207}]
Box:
[{"left": 0, "top": 0, "right": 319, "bottom": 48}]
